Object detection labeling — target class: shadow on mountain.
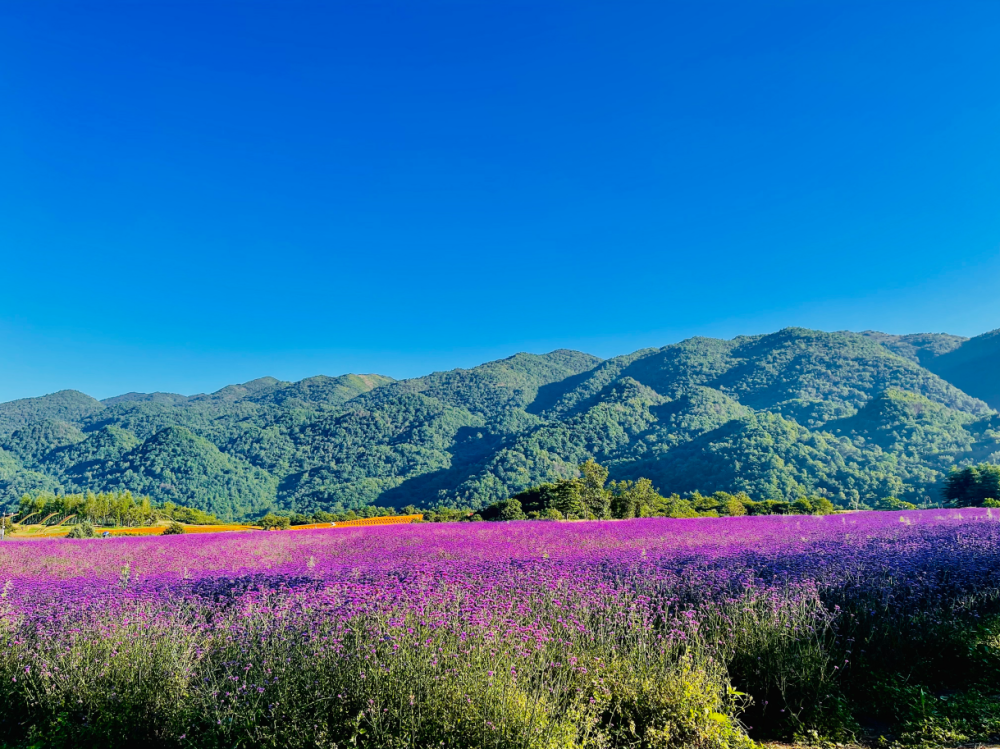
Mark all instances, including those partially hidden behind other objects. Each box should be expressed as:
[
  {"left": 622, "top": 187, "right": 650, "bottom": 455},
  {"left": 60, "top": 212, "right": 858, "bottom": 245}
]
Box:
[
  {"left": 522, "top": 368, "right": 600, "bottom": 416},
  {"left": 378, "top": 426, "right": 508, "bottom": 508}
]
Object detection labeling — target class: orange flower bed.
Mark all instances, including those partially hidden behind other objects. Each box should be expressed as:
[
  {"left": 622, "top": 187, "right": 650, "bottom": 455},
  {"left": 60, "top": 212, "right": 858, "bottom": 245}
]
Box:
[
  {"left": 291, "top": 514, "right": 423, "bottom": 530},
  {"left": 101, "top": 527, "right": 165, "bottom": 536},
  {"left": 178, "top": 525, "right": 256, "bottom": 534},
  {"left": 41, "top": 516, "right": 422, "bottom": 538}
]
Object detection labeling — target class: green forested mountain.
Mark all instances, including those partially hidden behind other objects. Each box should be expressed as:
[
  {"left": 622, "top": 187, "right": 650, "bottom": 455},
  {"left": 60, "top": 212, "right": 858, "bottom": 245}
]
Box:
[
  {"left": 859, "top": 331, "right": 967, "bottom": 367},
  {"left": 922, "top": 330, "right": 1000, "bottom": 410},
  {"left": 862, "top": 329, "right": 1000, "bottom": 409},
  {"left": 1, "top": 329, "right": 998, "bottom": 518}
]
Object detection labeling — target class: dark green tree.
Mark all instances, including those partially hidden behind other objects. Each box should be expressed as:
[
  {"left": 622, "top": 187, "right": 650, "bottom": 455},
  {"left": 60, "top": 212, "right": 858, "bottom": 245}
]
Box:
[
  {"left": 944, "top": 464, "right": 1000, "bottom": 507},
  {"left": 495, "top": 498, "right": 526, "bottom": 521},
  {"left": 609, "top": 478, "right": 663, "bottom": 519},
  {"left": 810, "top": 496, "right": 836, "bottom": 514},
  {"left": 579, "top": 459, "right": 611, "bottom": 519},
  {"left": 550, "top": 480, "right": 585, "bottom": 519}
]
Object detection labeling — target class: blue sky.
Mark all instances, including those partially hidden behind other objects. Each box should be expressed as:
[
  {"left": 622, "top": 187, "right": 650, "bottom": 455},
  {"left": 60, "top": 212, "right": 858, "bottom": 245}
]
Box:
[{"left": 1, "top": 1, "right": 999, "bottom": 401}]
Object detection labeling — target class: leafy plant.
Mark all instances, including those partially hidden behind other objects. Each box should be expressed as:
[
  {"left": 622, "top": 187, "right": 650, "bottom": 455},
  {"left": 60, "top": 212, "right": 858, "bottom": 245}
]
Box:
[
  {"left": 66, "top": 521, "right": 96, "bottom": 539},
  {"left": 258, "top": 512, "right": 290, "bottom": 530}
]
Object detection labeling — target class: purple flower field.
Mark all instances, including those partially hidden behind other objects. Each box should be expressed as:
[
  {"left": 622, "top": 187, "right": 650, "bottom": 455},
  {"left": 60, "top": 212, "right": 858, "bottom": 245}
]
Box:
[{"left": 2, "top": 510, "right": 999, "bottom": 748}]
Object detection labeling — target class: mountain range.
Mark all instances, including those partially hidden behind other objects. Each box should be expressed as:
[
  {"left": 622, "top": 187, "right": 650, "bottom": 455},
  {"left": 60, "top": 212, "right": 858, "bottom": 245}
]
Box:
[{"left": 2, "top": 327, "right": 999, "bottom": 519}]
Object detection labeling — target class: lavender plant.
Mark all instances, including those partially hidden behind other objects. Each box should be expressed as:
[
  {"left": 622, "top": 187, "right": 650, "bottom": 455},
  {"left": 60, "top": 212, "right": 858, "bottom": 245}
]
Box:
[{"left": 1, "top": 510, "right": 999, "bottom": 747}]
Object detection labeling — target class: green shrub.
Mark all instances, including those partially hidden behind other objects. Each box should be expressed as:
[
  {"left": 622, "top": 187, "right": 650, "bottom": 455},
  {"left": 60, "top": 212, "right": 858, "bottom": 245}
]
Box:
[
  {"left": 596, "top": 655, "right": 753, "bottom": 749},
  {"left": 496, "top": 498, "right": 526, "bottom": 521},
  {"left": 878, "top": 496, "right": 918, "bottom": 511},
  {"left": 811, "top": 496, "right": 836, "bottom": 514},
  {"left": 161, "top": 521, "right": 185, "bottom": 535},
  {"left": 721, "top": 498, "right": 747, "bottom": 516},
  {"left": 67, "top": 521, "right": 96, "bottom": 539},
  {"left": 791, "top": 498, "right": 813, "bottom": 514},
  {"left": 0, "top": 619, "right": 196, "bottom": 747},
  {"left": 259, "top": 512, "right": 291, "bottom": 530}
]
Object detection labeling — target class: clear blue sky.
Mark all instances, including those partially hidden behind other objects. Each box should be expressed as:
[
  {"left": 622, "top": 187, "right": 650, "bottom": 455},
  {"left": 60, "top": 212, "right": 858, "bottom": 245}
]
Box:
[{"left": 2, "top": 1, "right": 999, "bottom": 401}]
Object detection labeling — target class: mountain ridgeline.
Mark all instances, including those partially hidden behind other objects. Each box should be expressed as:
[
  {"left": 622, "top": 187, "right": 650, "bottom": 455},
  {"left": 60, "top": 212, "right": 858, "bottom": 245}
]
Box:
[{"left": 2, "top": 328, "right": 1000, "bottom": 520}]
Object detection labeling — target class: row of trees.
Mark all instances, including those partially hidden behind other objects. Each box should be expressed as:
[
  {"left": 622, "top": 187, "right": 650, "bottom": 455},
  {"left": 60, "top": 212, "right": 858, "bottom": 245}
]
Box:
[
  {"left": 476, "top": 459, "right": 1000, "bottom": 522},
  {"left": 478, "top": 460, "right": 838, "bottom": 522},
  {"left": 13, "top": 491, "right": 223, "bottom": 528}
]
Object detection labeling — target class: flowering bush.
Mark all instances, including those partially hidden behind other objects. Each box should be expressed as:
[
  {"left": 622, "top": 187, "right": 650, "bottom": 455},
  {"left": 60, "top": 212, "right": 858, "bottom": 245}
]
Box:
[{"left": 2, "top": 510, "right": 1000, "bottom": 747}]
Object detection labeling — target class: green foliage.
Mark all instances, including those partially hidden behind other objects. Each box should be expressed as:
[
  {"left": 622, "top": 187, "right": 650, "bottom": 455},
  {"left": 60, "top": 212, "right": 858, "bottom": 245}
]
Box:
[
  {"left": 579, "top": 458, "right": 610, "bottom": 518},
  {"left": 596, "top": 656, "right": 754, "bottom": 749},
  {"left": 0, "top": 390, "right": 104, "bottom": 437},
  {"left": 944, "top": 463, "right": 1000, "bottom": 507},
  {"left": 420, "top": 506, "right": 475, "bottom": 523},
  {"left": 14, "top": 491, "right": 223, "bottom": 528},
  {"left": 158, "top": 501, "right": 223, "bottom": 525},
  {"left": 0, "top": 608, "right": 755, "bottom": 749},
  {"left": 609, "top": 478, "right": 664, "bottom": 519},
  {"left": 883, "top": 683, "right": 1000, "bottom": 747},
  {"left": 877, "top": 496, "right": 919, "bottom": 510},
  {"left": 0, "top": 616, "right": 198, "bottom": 747},
  {"left": 256, "top": 505, "right": 420, "bottom": 527},
  {"left": 834, "top": 614, "right": 1000, "bottom": 748},
  {"left": 1, "top": 419, "right": 85, "bottom": 467},
  {"left": 104, "top": 426, "right": 277, "bottom": 519},
  {"left": 18, "top": 490, "right": 154, "bottom": 527},
  {"left": 922, "top": 327, "right": 1000, "bottom": 410},
  {"left": 161, "top": 521, "right": 185, "bottom": 535},
  {"left": 482, "top": 463, "right": 838, "bottom": 522},
  {"left": 66, "top": 521, "right": 96, "bottom": 539},
  {"left": 861, "top": 331, "right": 967, "bottom": 368},
  {"left": 0, "top": 448, "right": 60, "bottom": 505},
  {"left": 279, "top": 505, "right": 408, "bottom": 525},
  {"left": 494, "top": 498, "right": 527, "bottom": 521},
  {"left": 258, "top": 512, "right": 291, "bottom": 530},
  {"left": 252, "top": 373, "right": 396, "bottom": 410},
  {"left": 1, "top": 328, "right": 998, "bottom": 519}
]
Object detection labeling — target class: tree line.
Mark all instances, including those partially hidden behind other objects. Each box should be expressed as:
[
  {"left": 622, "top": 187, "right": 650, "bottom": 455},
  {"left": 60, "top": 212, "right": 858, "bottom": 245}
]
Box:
[
  {"left": 473, "top": 459, "right": 838, "bottom": 522},
  {"left": 468, "top": 460, "right": 1000, "bottom": 522},
  {"left": 11, "top": 491, "right": 223, "bottom": 528},
  {"left": 12, "top": 459, "right": 997, "bottom": 533}
]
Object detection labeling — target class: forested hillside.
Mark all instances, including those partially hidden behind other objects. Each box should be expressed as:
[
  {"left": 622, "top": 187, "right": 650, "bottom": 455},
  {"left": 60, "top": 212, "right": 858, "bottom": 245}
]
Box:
[{"left": 1, "top": 328, "right": 998, "bottom": 519}]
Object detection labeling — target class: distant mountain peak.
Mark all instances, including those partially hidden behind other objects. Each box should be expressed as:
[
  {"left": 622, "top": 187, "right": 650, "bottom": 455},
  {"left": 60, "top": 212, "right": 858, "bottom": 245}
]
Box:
[
  {"left": 0, "top": 390, "right": 104, "bottom": 437},
  {"left": 101, "top": 392, "right": 190, "bottom": 406}
]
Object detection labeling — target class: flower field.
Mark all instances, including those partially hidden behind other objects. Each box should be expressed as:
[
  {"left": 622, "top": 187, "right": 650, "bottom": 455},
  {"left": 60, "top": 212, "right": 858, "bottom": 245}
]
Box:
[
  {"left": 2, "top": 511, "right": 1000, "bottom": 748},
  {"left": 290, "top": 513, "right": 424, "bottom": 530}
]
